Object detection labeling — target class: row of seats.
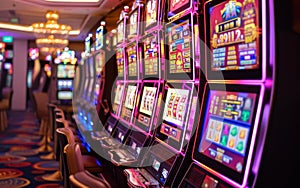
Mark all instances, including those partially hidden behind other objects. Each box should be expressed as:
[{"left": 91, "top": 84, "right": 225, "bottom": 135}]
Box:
[
  {"left": 0, "top": 87, "right": 13, "bottom": 131},
  {"left": 31, "top": 91, "right": 112, "bottom": 188}
]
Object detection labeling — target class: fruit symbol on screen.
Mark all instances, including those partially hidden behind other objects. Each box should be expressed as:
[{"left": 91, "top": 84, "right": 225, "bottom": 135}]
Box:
[
  {"left": 176, "top": 51, "right": 183, "bottom": 69},
  {"left": 244, "top": 98, "right": 252, "bottom": 109},
  {"left": 230, "top": 127, "right": 238, "bottom": 137},
  {"left": 214, "top": 134, "right": 220, "bottom": 142},
  {"left": 241, "top": 110, "right": 251, "bottom": 122},
  {"left": 239, "top": 129, "right": 246, "bottom": 139},
  {"left": 210, "top": 120, "right": 214, "bottom": 129},
  {"left": 229, "top": 138, "right": 235, "bottom": 148},
  {"left": 211, "top": 34, "right": 218, "bottom": 49},
  {"left": 216, "top": 122, "right": 222, "bottom": 132},
  {"left": 236, "top": 141, "right": 244, "bottom": 152},
  {"left": 221, "top": 135, "right": 228, "bottom": 146},
  {"left": 208, "top": 130, "right": 213, "bottom": 140},
  {"left": 223, "top": 124, "right": 230, "bottom": 135}
]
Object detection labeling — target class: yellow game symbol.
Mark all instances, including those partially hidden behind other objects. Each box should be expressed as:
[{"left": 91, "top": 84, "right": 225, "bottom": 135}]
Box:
[{"left": 229, "top": 138, "right": 235, "bottom": 148}]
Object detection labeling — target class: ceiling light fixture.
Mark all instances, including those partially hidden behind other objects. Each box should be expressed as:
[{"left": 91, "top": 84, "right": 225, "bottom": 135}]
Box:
[{"left": 31, "top": 10, "right": 72, "bottom": 55}]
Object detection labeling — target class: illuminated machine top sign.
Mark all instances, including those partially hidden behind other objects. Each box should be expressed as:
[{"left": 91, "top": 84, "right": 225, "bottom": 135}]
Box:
[{"left": 206, "top": 0, "right": 262, "bottom": 80}]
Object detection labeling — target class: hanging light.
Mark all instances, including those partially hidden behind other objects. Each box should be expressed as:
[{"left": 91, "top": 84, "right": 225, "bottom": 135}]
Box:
[{"left": 31, "top": 10, "right": 72, "bottom": 55}]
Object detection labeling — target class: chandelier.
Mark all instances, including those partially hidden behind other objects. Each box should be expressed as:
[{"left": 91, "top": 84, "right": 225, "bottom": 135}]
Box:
[{"left": 31, "top": 11, "right": 72, "bottom": 55}]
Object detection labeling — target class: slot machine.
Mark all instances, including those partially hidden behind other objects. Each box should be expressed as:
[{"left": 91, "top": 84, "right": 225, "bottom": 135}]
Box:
[
  {"left": 55, "top": 49, "right": 77, "bottom": 106},
  {"left": 97, "top": 2, "right": 145, "bottom": 156},
  {"left": 94, "top": 21, "right": 107, "bottom": 109},
  {"left": 124, "top": 0, "right": 201, "bottom": 187},
  {"left": 106, "top": 0, "right": 168, "bottom": 167},
  {"left": 110, "top": 6, "right": 130, "bottom": 118},
  {"left": 178, "top": 0, "right": 275, "bottom": 187},
  {"left": 75, "top": 34, "right": 94, "bottom": 128},
  {"left": 90, "top": 7, "right": 131, "bottom": 147}
]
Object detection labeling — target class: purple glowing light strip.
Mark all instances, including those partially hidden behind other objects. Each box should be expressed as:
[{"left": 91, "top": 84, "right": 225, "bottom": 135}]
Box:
[
  {"left": 205, "top": 0, "right": 268, "bottom": 83},
  {"left": 194, "top": 82, "right": 265, "bottom": 188},
  {"left": 269, "top": 0, "right": 275, "bottom": 67}
]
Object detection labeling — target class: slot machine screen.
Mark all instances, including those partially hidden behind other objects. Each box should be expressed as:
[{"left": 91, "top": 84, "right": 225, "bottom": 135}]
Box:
[
  {"left": 126, "top": 43, "right": 138, "bottom": 78},
  {"left": 139, "top": 86, "right": 157, "bottom": 116},
  {"left": 162, "top": 88, "right": 189, "bottom": 127},
  {"left": 129, "top": 9, "right": 138, "bottom": 36},
  {"left": 124, "top": 85, "right": 138, "bottom": 110},
  {"left": 112, "top": 30, "right": 118, "bottom": 47},
  {"left": 57, "top": 91, "right": 73, "bottom": 100},
  {"left": 96, "top": 25, "right": 104, "bottom": 50},
  {"left": 116, "top": 48, "right": 124, "bottom": 78},
  {"left": 168, "top": 0, "right": 191, "bottom": 17},
  {"left": 112, "top": 83, "right": 124, "bottom": 115},
  {"left": 114, "top": 84, "right": 124, "bottom": 105},
  {"left": 194, "top": 83, "right": 261, "bottom": 184},
  {"left": 205, "top": 0, "right": 262, "bottom": 80},
  {"left": 57, "top": 79, "right": 73, "bottom": 90},
  {"left": 57, "top": 64, "right": 76, "bottom": 78},
  {"left": 145, "top": 0, "right": 158, "bottom": 29},
  {"left": 95, "top": 51, "right": 105, "bottom": 75},
  {"left": 117, "top": 21, "right": 124, "bottom": 44},
  {"left": 136, "top": 84, "right": 158, "bottom": 130},
  {"left": 121, "top": 84, "right": 138, "bottom": 122},
  {"left": 157, "top": 83, "right": 191, "bottom": 151},
  {"left": 166, "top": 16, "right": 193, "bottom": 80},
  {"left": 143, "top": 35, "right": 159, "bottom": 78}
]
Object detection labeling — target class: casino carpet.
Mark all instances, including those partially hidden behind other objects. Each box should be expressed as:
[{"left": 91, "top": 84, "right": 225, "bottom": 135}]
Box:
[{"left": 0, "top": 110, "right": 63, "bottom": 188}]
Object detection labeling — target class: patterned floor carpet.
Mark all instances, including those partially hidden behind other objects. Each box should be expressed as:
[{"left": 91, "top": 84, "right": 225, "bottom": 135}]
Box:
[{"left": 0, "top": 110, "right": 63, "bottom": 188}]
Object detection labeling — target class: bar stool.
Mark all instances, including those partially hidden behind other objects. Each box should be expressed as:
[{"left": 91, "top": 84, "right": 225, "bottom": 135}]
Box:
[
  {"left": 65, "top": 142, "right": 111, "bottom": 188},
  {"left": 55, "top": 127, "right": 103, "bottom": 187},
  {"left": 0, "top": 87, "right": 13, "bottom": 131},
  {"left": 32, "top": 91, "right": 52, "bottom": 152}
]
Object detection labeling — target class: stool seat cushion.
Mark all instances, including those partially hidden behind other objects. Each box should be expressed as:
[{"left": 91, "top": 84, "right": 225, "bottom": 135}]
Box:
[
  {"left": 70, "top": 170, "right": 111, "bottom": 188},
  {"left": 82, "top": 155, "right": 103, "bottom": 173},
  {"left": 0, "top": 99, "right": 9, "bottom": 110}
]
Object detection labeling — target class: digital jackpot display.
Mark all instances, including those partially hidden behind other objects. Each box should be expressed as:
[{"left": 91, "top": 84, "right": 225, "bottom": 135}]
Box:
[
  {"left": 209, "top": 0, "right": 260, "bottom": 71},
  {"left": 167, "top": 19, "right": 192, "bottom": 75},
  {"left": 116, "top": 48, "right": 124, "bottom": 77},
  {"left": 145, "top": 0, "right": 158, "bottom": 28},
  {"left": 126, "top": 44, "right": 138, "bottom": 77},
  {"left": 143, "top": 36, "right": 159, "bottom": 76},
  {"left": 198, "top": 90, "right": 257, "bottom": 173}
]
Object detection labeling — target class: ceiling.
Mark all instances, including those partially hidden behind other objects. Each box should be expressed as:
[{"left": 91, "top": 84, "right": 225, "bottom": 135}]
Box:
[{"left": 0, "top": 0, "right": 132, "bottom": 41}]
